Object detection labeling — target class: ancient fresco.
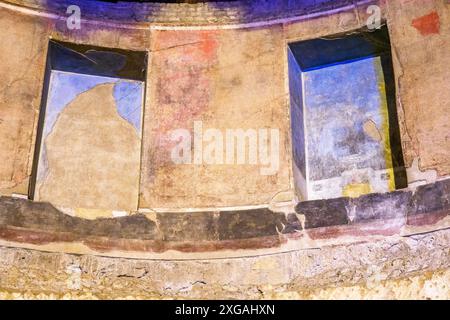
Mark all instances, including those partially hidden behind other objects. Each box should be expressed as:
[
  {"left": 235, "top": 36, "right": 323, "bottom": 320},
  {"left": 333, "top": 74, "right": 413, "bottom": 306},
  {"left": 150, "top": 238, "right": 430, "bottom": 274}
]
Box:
[
  {"left": 34, "top": 71, "right": 144, "bottom": 213},
  {"left": 303, "top": 57, "right": 395, "bottom": 199}
]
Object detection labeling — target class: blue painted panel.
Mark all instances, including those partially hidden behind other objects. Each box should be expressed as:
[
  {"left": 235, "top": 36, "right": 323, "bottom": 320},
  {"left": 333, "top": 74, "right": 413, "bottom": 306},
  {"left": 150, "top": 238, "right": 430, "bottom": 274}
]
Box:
[
  {"left": 113, "top": 81, "right": 144, "bottom": 133},
  {"left": 44, "top": 71, "right": 143, "bottom": 136},
  {"left": 44, "top": 71, "right": 117, "bottom": 139},
  {"left": 303, "top": 57, "right": 389, "bottom": 181},
  {"left": 37, "top": 71, "right": 144, "bottom": 184}
]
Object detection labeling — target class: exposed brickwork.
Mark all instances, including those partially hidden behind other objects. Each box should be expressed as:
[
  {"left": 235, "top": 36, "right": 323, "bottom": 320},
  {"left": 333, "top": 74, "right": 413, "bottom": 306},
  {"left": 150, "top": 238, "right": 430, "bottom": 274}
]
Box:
[{"left": 7, "top": 0, "right": 357, "bottom": 26}]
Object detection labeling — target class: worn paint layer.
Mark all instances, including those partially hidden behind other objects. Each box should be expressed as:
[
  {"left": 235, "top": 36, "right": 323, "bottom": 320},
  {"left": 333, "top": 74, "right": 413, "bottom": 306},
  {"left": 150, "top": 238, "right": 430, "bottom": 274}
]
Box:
[
  {"left": 35, "top": 77, "right": 143, "bottom": 213},
  {"left": 302, "top": 57, "right": 395, "bottom": 200}
]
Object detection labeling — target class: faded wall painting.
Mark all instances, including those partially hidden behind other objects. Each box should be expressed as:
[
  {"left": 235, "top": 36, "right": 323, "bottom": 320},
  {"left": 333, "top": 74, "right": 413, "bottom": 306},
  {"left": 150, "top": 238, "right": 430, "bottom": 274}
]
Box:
[
  {"left": 288, "top": 26, "right": 406, "bottom": 201},
  {"left": 34, "top": 70, "right": 144, "bottom": 212},
  {"left": 303, "top": 57, "right": 395, "bottom": 200}
]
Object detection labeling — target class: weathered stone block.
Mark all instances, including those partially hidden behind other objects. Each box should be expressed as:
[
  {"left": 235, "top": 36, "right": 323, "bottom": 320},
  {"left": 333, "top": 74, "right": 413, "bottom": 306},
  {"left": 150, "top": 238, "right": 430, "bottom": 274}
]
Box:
[
  {"left": 89, "top": 214, "right": 158, "bottom": 240},
  {"left": 0, "top": 196, "right": 158, "bottom": 241},
  {"left": 218, "top": 208, "right": 287, "bottom": 240},
  {"left": 407, "top": 179, "right": 450, "bottom": 226},
  {"left": 351, "top": 190, "right": 411, "bottom": 223},
  {"left": 411, "top": 181, "right": 447, "bottom": 215},
  {"left": 296, "top": 197, "right": 350, "bottom": 229},
  {"left": 436, "top": 179, "right": 450, "bottom": 210},
  {"left": 282, "top": 213, "right": 302, "bottom": 234},
  {"left": 156, "top": 211, "right": 218, "bottom": 242}
]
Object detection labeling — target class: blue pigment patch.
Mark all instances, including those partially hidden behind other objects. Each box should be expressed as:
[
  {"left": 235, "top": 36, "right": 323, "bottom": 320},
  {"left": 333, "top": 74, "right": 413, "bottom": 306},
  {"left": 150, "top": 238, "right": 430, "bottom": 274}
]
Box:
[
  {"left": 305, "top": 57, "right": 382, "bottom": 117},
  {"left": 44, "top": 71, "right": 118, "bottom": 138},
  {"left": 113, "top": 81, "right": 144, "bottom": 133},
  {"left": 303, "top": 57, "right": 387, "bottom": 180}
]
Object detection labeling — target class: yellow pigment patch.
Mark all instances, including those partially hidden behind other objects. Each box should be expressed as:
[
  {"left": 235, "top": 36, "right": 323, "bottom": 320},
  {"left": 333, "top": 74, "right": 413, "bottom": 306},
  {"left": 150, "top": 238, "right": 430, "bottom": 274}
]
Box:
[
  {"left": 342, "top": 183, "right": 372, "bottom": 198},
  {"left": 74, "top": 208, "right": 113, "bottom": 220},
  {"left": 375, "top": 59, "right": 396, "bottom": 192}
]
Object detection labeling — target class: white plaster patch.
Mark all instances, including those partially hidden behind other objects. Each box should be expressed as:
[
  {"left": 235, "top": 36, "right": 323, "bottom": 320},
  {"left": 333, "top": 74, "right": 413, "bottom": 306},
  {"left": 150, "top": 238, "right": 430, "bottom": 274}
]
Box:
[
  {"left": 407, "top": 158, "right": 438, "bottom": 187},
  {"left": 112, "top": 211, "right": 128, "bottom": 218}
]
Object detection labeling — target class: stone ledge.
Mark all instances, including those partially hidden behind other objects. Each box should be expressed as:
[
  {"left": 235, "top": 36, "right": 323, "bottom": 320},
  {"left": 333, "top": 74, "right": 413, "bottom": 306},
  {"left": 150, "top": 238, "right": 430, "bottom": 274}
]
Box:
[
  {"left": 0, "top": 179, "right": 448, "bottom": 256},
  {"left": 0, "top": 198, "right": 301, "bottom": 253},
  {"left": 296, "top": 179, "right": 450, "bottom": 239}
]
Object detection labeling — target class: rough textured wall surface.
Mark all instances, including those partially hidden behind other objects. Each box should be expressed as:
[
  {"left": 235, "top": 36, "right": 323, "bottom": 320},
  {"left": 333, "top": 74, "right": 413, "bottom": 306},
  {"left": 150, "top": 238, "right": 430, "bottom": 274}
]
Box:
[
  {"left": 2, "top": 269, "right": 449, "bottom": 300},
  {"left": 0, "top": 0, "right": 449, "bottom": 210},
  {"left": 0, "top": 228, "right": 448, "bottom": 299}
]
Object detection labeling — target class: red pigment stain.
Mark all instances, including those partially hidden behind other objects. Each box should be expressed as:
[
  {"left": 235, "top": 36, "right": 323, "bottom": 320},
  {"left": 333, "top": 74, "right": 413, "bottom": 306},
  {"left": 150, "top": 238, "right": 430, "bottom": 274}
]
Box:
[
  {"left": 200, "top": 31, "right": 219, "bottom": 61},
  {"left": 152, "top": 30, "right": 219, "bottom": 163},
  {"left": 412, "top": 11, "right": 440, "bottom": 36}
]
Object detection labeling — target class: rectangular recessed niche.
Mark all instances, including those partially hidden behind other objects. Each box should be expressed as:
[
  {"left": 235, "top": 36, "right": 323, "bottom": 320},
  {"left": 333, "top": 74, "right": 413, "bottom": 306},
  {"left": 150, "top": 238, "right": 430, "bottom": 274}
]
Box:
[
  {"left": 288, "top": 26, "right": 407, "bottom": 201},
  {"left": 29, "top": 40, "right": 147, "bottom": 213}
]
